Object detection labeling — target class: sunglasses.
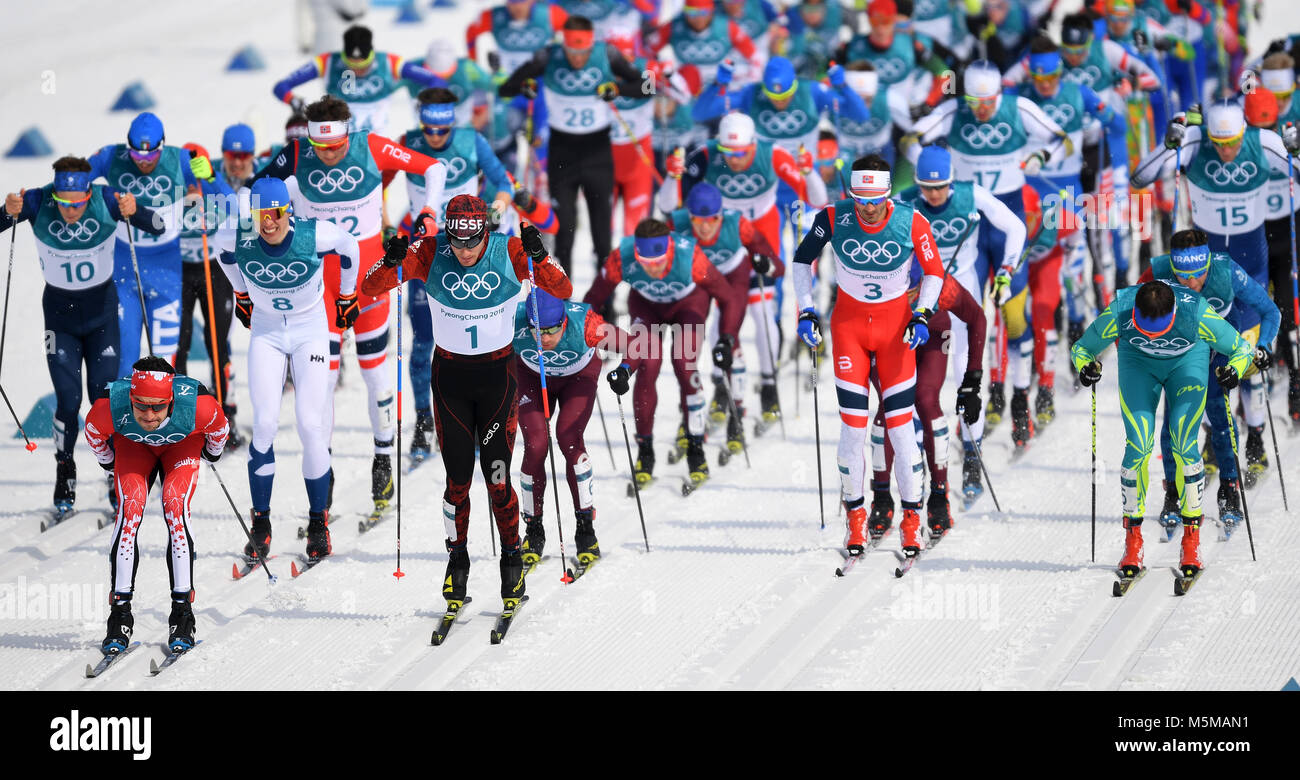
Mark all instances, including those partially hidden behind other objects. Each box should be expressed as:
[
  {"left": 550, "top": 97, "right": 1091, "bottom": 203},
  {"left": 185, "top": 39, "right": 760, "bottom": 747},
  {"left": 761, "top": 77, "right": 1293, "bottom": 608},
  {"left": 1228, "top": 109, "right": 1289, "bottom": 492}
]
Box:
[
  {"left": 342, "top": 51, "right": 375, "bottom": 70},
  {"left": 852, "top": 193, "right": 889, "bottom": 206},
  {"left": 1173, "top": 270, "right": 1208, "bottom": 281},
  {"left": 308, "top": 137, "right": 348, "bottom": 152},
  {"left": 129, "top": 147, "right": 162, "bottom": 163},
  {"left": 448, "top": 232, "right": 485, "bottom": 250},
  {"left": 254, "top": 205, "right": 291, "bottom": 219},
  {"left": 1061, "top": 42, "right": 1091, "bottom": 55},
  {"left": 532, "top": 323, "right": 564, "bottom": 337},
  {"left": 131, "top": 399, "right": 170, "bottom": 413},
  {"left": 224, "top": 150, "right": 254, "bottom": 162},
  {"left": 918, "top": 182, "right": 950, "bottom": 191},
  {"left": 421, "top": 124, "right": 453, "bottom": 136},
  {"left": 964, "top": 95, "right": 997, "bottom": 107},
  {"left": 717, "top": 144, "right": 752, "bottom": 158},
  {"left": 1030, "top": 68, "right": 1063, "bottom": 80},
  {"left": 1209, "top": 132, "right": 1244, "bottom": 146},
  {"left": 683, "top": 7, "right": 712, "bottom": 16},
  {"left": 52, "top": 192, "right": 93, "bottom": 207}
]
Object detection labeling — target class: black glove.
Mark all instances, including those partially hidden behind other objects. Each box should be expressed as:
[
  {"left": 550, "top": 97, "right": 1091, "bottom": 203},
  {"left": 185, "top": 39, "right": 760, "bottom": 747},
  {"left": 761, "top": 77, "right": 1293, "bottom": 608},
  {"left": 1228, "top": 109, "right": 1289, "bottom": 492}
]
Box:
[
  {"left": 1254, "top": 347, "right": 1273, "bottom": 371},
  {"left": 1153, "top": 36, "right": 1173, "bottom": 52},
  {"left": 750, "top": 253, "right": 773, "bottom": 275},
  {"left": 909, "top": 102, "right": 934, "bottom": 122},
  {"left": 1164, "top": 118, "right": 1187, "bottom": 150},
  {"left": 606, "top": 363, "right": 631, "bottom": 395},
  {"left": 1266, "top": 38, "right": 1289, "bottom": 57},
  {"left": 1079, "top": 360, "right": 1103, "bottom": 388},
  {"left": 201, "top": 445, "right": 221, "bottom": 464},
  {"left": 521, "top": 78, "right": 538, "bottom": 100},
  {"left": 521, "top": 223, "right": 547, "bottom": 260},
  {"left": 513, "top": 188, "right": 537, "bottom": 212},
  {"left": 1216, "top": 363, "right": 1240, "bottom": 390},
  {"left": 596, "top": 82, "right": 618, "bottom": 102},
  {"left": 99, "top": 458, "right": 115, "bottom": 473},
  {"left": 383, "top": 234, "right": 409, "bottom": 268},
  {"left": 956, "top": 369, "right": 982, "bottom": 426},
  {"left": 487, "top": 51, "right": 501, "bottom": 73},
  {"left": 1132, "top": 29, "right": 1149, "bottom": 50},
  {"left": 335, "top": 293, "right": 360, "bottom": 330},
  {"left": 234, "top": 292, "right": 253, "bottom": 329},
  {"left": 412, "top": 211, "right": 436, "bottom": 238},
  {"left": 1175, "top": 0, "right": 1192, "bottom": 12},
  {"left": 1283, "top": 122, "right": 1300, "bottom": 156},
  {"left": 712, "top": 334, "right": 735, "bottom": 370}
]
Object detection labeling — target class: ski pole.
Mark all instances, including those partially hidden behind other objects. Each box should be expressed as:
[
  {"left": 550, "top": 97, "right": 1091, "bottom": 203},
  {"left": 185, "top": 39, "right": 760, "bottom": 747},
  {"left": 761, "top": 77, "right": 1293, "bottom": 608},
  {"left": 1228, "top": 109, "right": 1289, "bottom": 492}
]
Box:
[
  {"left": 207, "top": 461, "right": 277, "bottom": 584},
  {"left": 1, "top": 383, "right": 37, "bottom": 451},
  {"left": 594, "top": 389, "right": 617, "bottom": 470},
  {"left": 810, "top": 345, "right": 825, "bottom": 531},
  {"left": 1263, "top": 369, "right": 1288, "bottom": 511},
  {"left": 615, "top": 392, "right": 650, "bottom": 552},
  {"left": 1287, "top": 148, "right": 1299, "bottom": 371},
  {"left": 0, "top": 221, "right": 16, "bottom": 378},
  {"left": 1223, "top": 394, "right": 1257, "bottom": 561},
  {"left": 394, "top": 266, "right": 406, "bottom": 579},
  {"left": 1090, "top": 384, "right": 1097, "bottom": 563},
  {"left": 753, "top": 271, "right": 786, "bottom": 438},
  {"left": 794, "top": 341, "right": 800, "bottom": 418},
  {"left": 126, "top": 227, "right": 155, "bottom": 358},
  {"left": 1173, "top": 144, "right": 1183, "bottom": 233},
  {"left": 719, "top": 365, "right": 751, "bottom": 468},
  {"left": 523, "top": 232, "right": 571, "bottom": 582},
  {"left": 197, "top": 188, "right": 225, "bottom": 409},
  {"left": 608, "top": 102, "right": 664, "bottom": 187}
]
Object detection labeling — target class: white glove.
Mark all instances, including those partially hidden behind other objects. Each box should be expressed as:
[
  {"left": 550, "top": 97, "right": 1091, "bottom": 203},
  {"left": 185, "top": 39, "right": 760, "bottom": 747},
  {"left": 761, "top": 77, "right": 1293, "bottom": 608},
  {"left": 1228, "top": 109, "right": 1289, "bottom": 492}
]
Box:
[{"left": 1022, "top": 150, "right": 1047, "bottom": 177}]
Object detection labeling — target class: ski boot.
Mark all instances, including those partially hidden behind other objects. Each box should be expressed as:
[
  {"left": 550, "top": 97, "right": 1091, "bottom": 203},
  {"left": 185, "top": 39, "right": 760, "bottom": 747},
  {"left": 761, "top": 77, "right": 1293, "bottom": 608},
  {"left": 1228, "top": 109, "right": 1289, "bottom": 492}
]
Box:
[
  {"left": 756, "top": 382, "right": 781, "bottom": 436},
  {"left": 1216, "top": 478, "right": 1243, "bottom": 538},
  {"left": 53, "top": 455, "right": 76, "bottom": 517},
  {"left": 410, "top": 409, "right": 435, "bottom": 461},
  {"left": 167, "top": 595, "right": 196, "bottom": 653},
  {"left": 244, "top": 510, "right": 272, "bottom": 560},
  {"left": 573, "top": 508, "right": 601, "bottom": 568},
  {"left": 521, "top": 513, "right": 546, "bottom": 566},
  {"left": 926, "top": 488, "right": 952, "bottom": 540},
  {"left": 101, "top": 594, "right": 133, "bottom": 655},
  {"left": 631, "top": 435, "right": 655, "bottom": 491},
  {"left": 721, "top": 406, "right": 745, "bottom": 464},
  {"left": 985, "top": 381, "right": 1006, "bottom": 431},
  {"left": 1179, "top": 517, "right": 1203, "bottom": 577},
  {"left": 683, "top": 434, "right": 709, "bottom": 493},
  {"left": 961, "top": 448, "right": 984, "bottom": 506},
  {"left": 666, "top": 424, "right": 689, "bottom": 464},
  {"left": 500, "top": 543, "right": 526, "bottom": 602},
  {"left": 844, "top": 503, "right": 868, "bottom": 555},
  {"left": 899, "top": 506, "right": 923, "bottom": 557},
  {"left": 1035, "top": 385, "right": 1055, "bottom": 428},
  {"left": 708, "top": 378, "right": 728, "bottom": 428},
  {"left": 224, "top": 411, "right": 246, "bottom": 452},
  {"left": 868, "top": 490, "right": 894, "bottom": 538},
  {"left": 443, "top": 541, "right": 470, "bottom": 603},
  {"left": 372, "top": 453, "right": 394, "bottom": 507},
  {"left": 1119, "top": 516, "right": 1144, "bottom": 578},
  {"left": 305, "top": 510, "right": 331, "bottom": 559},
  {"left": 1010, "top": 387, "right": 1034, "bottom": 453},
  {"left": 1243, "top": 425, "right": 1267, "bottom": 489},
  {"left": 1157, "top": 482, "right": 1181, "bottom": 542}
]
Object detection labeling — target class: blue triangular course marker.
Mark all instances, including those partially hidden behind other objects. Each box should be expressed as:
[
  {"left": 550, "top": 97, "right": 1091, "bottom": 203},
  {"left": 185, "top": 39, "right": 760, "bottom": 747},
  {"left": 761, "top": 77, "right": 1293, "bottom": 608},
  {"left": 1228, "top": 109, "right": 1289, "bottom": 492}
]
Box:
[
  {"left": 396, "top": 2, "right": 425, "bottom": 22},
  {"left": 1284, "top": 677, "right": 1300, "bottom": 691},
  {"left": 431, "top": 0, "right": 456, "bottom": 8},
  {"left": 6, "top": 127, "right": 53, "bottom": 158},
  {"left": 12, "top": 392, "right": 82, "bottom": 440},
  {"left": 226, "top": 45, "right": 266, "bottom": 72},
  {"left": 110, "top": 81, "right": 155, "bottom": 111}
]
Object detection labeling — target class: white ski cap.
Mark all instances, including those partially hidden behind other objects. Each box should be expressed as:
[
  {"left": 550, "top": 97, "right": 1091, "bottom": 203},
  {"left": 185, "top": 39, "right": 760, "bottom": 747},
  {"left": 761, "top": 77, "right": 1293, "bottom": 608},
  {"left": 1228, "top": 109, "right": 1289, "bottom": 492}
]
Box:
[
  {"left": 1206, "top": 101, "right": 1246, "bottom": 140},
  {"left": 964, "top": 60, "right": 1002, "bottom": 100},
  {"left": 718, "top": 112, "right": 756, "bottom": 149},
  {"left": 426, "top": 39, "right": 458, "bottom": 76},
  {"left": 845, "top": 69, "right": 879, "bottom": 97}
]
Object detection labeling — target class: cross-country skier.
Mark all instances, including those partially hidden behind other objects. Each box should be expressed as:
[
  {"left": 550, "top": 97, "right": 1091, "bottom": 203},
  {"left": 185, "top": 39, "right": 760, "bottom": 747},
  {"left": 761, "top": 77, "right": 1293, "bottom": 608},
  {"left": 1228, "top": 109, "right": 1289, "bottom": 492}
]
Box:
[
  {"left": 1070, "top": 279, "right": 1254, "bottom": 582},
  {"left": 2, "top": 157, "right": 163, "bottom": 519},
  {"left": 793, "top": 154, "right": 945, "bottom": 557},
  {"left": 362, "top": 195, "right": 572, "bottom": 615},
  {"left": 215, "top": 177, "right": 362, "bottom": 563},
  {"left": 85, "top": 356, "right": 229, "bottom": 655},
  {"left": 646, "top": 0, "right": 760, "bottom": 86}
]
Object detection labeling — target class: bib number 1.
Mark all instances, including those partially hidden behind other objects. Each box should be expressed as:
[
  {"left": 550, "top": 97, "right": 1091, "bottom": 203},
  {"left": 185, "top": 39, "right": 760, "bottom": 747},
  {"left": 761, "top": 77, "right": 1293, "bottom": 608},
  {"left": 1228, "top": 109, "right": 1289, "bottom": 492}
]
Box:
[{"left": 466, "top": 324, "right": 478, "bottom": 349}]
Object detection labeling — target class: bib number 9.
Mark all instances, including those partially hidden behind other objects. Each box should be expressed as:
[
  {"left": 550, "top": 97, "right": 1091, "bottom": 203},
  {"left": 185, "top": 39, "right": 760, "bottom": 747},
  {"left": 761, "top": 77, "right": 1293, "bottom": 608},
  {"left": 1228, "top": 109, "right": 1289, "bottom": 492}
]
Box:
[{"left": 1268, "top": 194, "right": 1284, "bottom": 214}]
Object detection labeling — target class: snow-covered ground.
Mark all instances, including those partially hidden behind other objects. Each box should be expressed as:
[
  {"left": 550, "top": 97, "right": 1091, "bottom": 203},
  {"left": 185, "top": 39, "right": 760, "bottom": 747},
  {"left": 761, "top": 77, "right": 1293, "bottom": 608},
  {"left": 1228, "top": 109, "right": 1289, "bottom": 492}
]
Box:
[{"left": 0, "top": 1, "right": 1298, "bottom": 691}]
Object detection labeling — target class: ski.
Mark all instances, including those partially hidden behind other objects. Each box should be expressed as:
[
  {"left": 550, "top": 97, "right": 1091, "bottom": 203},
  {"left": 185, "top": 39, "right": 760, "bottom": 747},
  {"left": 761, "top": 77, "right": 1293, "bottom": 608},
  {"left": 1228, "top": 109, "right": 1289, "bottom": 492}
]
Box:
[
  {"left": 893, "top": 530, "right": 949, "bottom": 577},
  {"left": 681, "top": 472, "right": 709, "bottom": 496},
  {"left": 95, "top": 509, "right": 117, "bottom": 530},
  {"left": 834, "top": 529, "right": 893, "bottom": 576},
  {"left": 1112, "top": 567, "right": 1148, "bottom": 597},
  {"left": 290, "top": 554, "right": 327, "bottom": 578},
  {"left": 1173, "top": 567, "right": 1204, "bottom": 596},
  {"left": 626, "top": 475, "right": 654, "bottom": 497},
  {"left": 358, "top": 500, "right": 393, "bottom": 534},
  {"left": 522, "top": 554, "right": 551, "bottom": 578},
  {"left": 231, "top": 554, "right": 276, "bottom": 580},
  {"left": 40, "top": 507, "right": 78, "bottom": 533},
  {"left": 430, "top": 596, "right": 473, "bottom": 646},
  {"left": 564, "top": 554, "right": 601, "bottom": 582},
  {"left": 406, "top": 451, "right": 434, "bottom": 474},
  {"left": 960, "top": 483, "right": 984, "bottom": 511},
  {"left": 85, "top": 641, "right": 141, "bottom": 678},
  {"left": 489, "top": 595, "right": 528, "bottom": 644},
  {"left": 717, "top": 441, "right": 743, "bottom": 466},
  {"left": 149, "top": 640, "right": 203, "bottom": 675}
]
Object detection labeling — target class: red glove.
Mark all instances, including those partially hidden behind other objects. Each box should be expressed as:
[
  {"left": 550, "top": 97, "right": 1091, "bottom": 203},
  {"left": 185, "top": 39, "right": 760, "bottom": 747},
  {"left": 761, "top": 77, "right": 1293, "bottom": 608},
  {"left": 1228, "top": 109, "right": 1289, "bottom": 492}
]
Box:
[
  {"left": 796, "top": 144, "right": 814, "bottom": 176},
  {"left": 666, "top": 147, "right": 686, "bottom": 179}
]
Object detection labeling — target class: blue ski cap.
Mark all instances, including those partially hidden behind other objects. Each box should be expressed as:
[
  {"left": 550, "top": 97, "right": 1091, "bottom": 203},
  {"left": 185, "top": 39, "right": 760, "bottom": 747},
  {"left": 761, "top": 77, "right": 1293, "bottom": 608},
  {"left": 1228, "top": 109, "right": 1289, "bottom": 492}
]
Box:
[
  {"left": 250, "top": 177, "right": 292, "bottom": 211},
  {"left": 762, "top": 57, "right": 797, "bottom": 100},
  {"left": 222, "top": 123, "right": 255, "bottom": 152},
  {"left": 527, "top": 288, "right": 567, "bottom": 329},
  {"left": 915, "top": 146, "right": 952, "bottom": 186},
  {"left": 127, "top": 112, "right": 165, "bottom": 151},
  {"left": 686, "top": 181, "right": 722, "bottom": 217}
]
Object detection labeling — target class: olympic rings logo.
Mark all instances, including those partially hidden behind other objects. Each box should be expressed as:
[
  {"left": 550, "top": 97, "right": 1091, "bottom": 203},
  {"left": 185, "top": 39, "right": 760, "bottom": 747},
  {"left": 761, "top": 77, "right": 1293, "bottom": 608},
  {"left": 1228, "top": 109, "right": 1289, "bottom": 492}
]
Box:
[
  {"left": 1203, "top": 161, "right": 1258, "bottom": 187},
  {"left": 872, "top": 57, "right": 908, "bottom": 82},
  {"left": 758, "top": 109, "right": 810, "bottom": 136},
  {"left": 959, "top": 122, "right": 1014, "bottom": 150},
  {"left": 839, "top": 238, "right": 904, "bottom": 267},
  {"left": 1205, "top": 295, "right": 1229, "bottom": 312},
  {"left": 444, "top": 157, "right": 469, "bottom": 182},
  {"left": 339, "top": 72, "right": 385, "bottom": 98},
  {"left": 914, "top": 0, "right": 943, "bottom": 15},
  {"left": 635, "top": 279, "right": 690, "bottom": 297},
  {"left": 244, "top": 260, "right": 310, "bottom": 285},
  {"left": 1126, "top": 335, "right": 1192, "bottom": 351},
  {"left": 1042, "top": 102, "right": 1077, "bottom": 129},
  {"left": 47, "top": 219, "right": 102, "bottom": 243},
  {"left": 701, "top": 246, "right": 732, "bottom": 266},
  {"left": 567, "top": 1, "right": 605, "bottom": 18},
  {"left": 1064, "top": 64, "right": 1103, "bottom": 87},
  {"left": 715, "top": 172, "right": 768, "bottom": 197},
  {"left": 500, "top": 27, "right": 547, "bottom": 49},
  {"left": 930, "top": 217, "right": 969, "bottom": 244},
  {"left": 442, "top": 270, "right": 502, "bottom": 300},
  {"left": 677, "top": 38, "right": 728, "bottom": 63},
  {"left": 307, "top": 166, "right": 366, "bottom": 194},
  {"left": 125, "top": 431, "right": 188, "bottom": 445},
  {"left": 520, "top": 348, "right": 581, "bottom": 366},
  {"left": 117, "top": 173, "right": 173, "bottom": 199},
  {"left": 841, "top": 116, "right": 886, "bottom": 138},
  {"left": 555, "top": 68, "right": 602, "bottom": 93}
]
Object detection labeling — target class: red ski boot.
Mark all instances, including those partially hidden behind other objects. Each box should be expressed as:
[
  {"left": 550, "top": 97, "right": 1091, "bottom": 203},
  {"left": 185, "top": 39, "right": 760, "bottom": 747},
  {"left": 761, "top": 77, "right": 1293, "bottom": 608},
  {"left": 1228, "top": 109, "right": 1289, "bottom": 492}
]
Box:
[{"left": 1118, "top": 516, "right": 1144, "bottom": 577}]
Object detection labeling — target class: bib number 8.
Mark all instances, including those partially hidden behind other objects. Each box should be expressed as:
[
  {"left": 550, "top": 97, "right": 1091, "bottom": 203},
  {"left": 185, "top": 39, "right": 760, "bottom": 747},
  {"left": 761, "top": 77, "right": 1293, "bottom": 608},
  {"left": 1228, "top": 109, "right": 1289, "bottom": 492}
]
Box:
[{"left": 272, "top": 297, "right": 292, "bottom": 311}]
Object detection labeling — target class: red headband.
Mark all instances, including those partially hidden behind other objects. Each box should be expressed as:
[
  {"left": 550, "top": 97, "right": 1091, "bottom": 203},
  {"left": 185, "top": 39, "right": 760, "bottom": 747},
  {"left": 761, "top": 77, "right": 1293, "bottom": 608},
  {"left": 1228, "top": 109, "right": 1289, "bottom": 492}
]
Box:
[
  {"left": 130, "top": 369, "right": 174, "bottom": 401},
  {"left": 563, "top": 29, "right": 594, "bottom": 50}
]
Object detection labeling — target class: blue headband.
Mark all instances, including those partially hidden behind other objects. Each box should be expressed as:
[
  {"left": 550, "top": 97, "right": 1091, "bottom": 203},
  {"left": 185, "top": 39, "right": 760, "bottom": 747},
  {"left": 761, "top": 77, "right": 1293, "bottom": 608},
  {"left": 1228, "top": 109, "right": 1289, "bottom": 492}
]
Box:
[
  {"left": 1133, "top": 306, "right": 1175, "bottom": 337},
  {"left": 420, "top": 102, "right": 456, "bottom": 127},
  {"left": 53, "top": 171, "right": 91, "bottom": 192},
  {"left": 1029, "top": 52, "right": 1062, "bottom": 76},
  {"left": 634, "top": 235, "right": 670, "bottom": 258},
  {"left": 1170, "top": 245, "right": 1210, "bottom": 277}
]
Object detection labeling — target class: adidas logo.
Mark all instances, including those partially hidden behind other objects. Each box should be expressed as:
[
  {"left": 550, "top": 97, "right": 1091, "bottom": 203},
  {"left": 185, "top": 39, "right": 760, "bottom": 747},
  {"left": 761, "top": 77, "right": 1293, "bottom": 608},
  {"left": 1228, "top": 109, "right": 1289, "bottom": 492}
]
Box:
[{"left": 519, "top": 393, "right": 532, "bottom": 404}]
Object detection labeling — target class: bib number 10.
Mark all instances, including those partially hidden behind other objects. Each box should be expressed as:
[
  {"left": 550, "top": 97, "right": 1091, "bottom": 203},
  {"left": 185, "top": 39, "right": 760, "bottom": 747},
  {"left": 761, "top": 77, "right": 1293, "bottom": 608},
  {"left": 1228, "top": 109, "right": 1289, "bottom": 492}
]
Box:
[{"left": 60, "top": 261, "right": 95, "bottom": 284}]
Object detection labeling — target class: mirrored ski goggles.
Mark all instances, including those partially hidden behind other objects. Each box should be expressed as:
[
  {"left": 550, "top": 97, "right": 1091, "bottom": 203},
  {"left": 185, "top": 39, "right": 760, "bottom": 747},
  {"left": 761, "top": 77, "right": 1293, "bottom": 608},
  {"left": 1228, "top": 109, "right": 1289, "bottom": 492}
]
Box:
[
  {"left": 420, "top": 123, "right": 453, "bottom": 137},
  {"left": 130, "top": 399, "right": 171, "bottom": 413},
  {"left": 532, "top": 323, "right": 564, "bottom": 337},
  {"left": 963, "top": 95, "right": 998, "bottom": 109},
  {"left": 51, "top": 192, "right": 93, "bottom": 207},
  {"left": 717, "top": 143, "right": 753, "bottom": 158},
  {"left": 683, "top": 6, "right": 713, "bottom": 17},
  {"left": 1209, "top": 129, "right": 1245, "bottom": 146},
  {"left": 308, "top": 136, "right": 349, "bottom": 151},
  {"left": 851, "top": 192, "right": 890, "bottom": 205},
  {"left": 1061, "top": 42, "right": 1091, "bottom": 56},
  {"left": 128, "top": 147, "right": 162, "bottom": 163},
  {"left": 254, "top": 204, "right": 291, "bottom": 219},
  {"left": 342, "top": 51, "right": 376, "bottom": 70},
  {"left": 223, "top": 150, "right": 254, "bottom": 162},
  {"left": 447, "top": 231, "right": 485, "bottom": 250}
]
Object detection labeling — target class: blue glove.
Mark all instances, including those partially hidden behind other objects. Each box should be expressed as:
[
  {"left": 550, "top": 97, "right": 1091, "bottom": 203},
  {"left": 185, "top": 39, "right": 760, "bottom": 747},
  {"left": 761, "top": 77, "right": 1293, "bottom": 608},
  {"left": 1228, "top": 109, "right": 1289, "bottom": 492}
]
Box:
[
  {"left": 797, "top": 308, "right": 821, "bottom": 348},
  {"left": 828, "top": 62, "right": 845, "bottom": 88},
  {"left": 904, "top": 310, "right": 930, "bottom": 350},
  {"left": 717, "top": 59, "right": 734, "bottom": 87}
]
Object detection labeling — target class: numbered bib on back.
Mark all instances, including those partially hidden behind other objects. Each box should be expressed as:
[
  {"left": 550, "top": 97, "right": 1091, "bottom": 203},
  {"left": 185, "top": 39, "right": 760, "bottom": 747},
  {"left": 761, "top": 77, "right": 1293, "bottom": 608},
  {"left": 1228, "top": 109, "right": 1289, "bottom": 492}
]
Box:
[
  {"left": 34, "top": 185, "right": 118, "bottom": 290},
  {"left": 424, "top": 233, "right": 526, "bottom": 354}
]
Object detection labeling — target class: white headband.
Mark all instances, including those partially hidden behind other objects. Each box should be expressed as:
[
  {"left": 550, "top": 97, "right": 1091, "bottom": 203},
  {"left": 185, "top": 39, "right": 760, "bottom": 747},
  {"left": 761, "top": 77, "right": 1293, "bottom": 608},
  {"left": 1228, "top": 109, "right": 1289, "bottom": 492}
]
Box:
[
  {"left": 850, "top": 169, "right": 891, "bottom": 197},
  {"left": 1262, "top": 67, "right": 1295, "bottom": 95},
  {"left": 307, "top": 120, "right": 348, "bottom": 142},
  {"left": 845, "top": 70, "right": 879, "bottom": 97}
]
